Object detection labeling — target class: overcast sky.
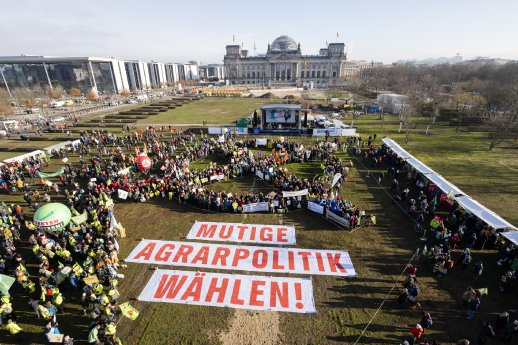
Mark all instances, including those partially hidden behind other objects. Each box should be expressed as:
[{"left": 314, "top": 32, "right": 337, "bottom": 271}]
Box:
[{"left": 1, "top": 0, "right": 517, "bottom": 64}]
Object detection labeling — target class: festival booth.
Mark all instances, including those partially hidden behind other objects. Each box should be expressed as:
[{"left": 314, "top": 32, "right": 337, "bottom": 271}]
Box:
[{"left": 382, "top": 137, "right": 517, "bottom": 232}]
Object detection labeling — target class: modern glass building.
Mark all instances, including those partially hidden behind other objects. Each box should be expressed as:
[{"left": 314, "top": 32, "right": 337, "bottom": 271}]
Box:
[
  {"left": 0, "top": 55, "right": 222, "bottom": 96},
  {"left": 0, "top": 56, "right": 125, "bottom": 96}
]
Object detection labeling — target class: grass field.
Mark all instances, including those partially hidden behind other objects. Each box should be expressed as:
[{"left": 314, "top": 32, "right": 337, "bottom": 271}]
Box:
[
  {"left": 138, "top": 98, "right": 272, "bottom": 125},
  {"left": 2, "top": 101, "right": 518, "bottom": 345}
]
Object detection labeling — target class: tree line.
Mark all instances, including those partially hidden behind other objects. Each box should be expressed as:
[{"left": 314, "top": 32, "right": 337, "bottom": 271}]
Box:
[{"left": 352, "top": 62, "right": 518, "bottom": 149}]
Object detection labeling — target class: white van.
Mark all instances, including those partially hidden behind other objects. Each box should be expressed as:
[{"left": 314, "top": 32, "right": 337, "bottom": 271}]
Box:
[
  {"left": 315, "top": 115, "right": 326, "bottom": 128},
  {"left": 51, "top": 101, "right": 65, "bottom": 108}
]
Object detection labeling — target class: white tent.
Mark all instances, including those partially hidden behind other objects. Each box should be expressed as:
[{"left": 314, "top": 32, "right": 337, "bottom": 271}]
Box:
[
  {"left": 456, "top": 196, "right": 516, "bottom": 231},
  {"left": 382, "top": 138, "right": 412, "bottom": 159},
  {"left": 382, "top": 138, "right": 398, "bottom": 148},
  {"left": 44, "top": 141, "right": 73, "bottom": 152},
  {"left": 501, "top": 231, "right": 518, "bottom": 245},
  {"left": 406, "top": 157, "right": 437, "bottom": 175},
  {"left": 382, "top": 137, "right": 517, "bottom": 231},
  {"left": 3, "top": 150, "right": 45, "bottom": 163},
  {"left": 425, "top": 173, "right": 465, "bottom": 197}
]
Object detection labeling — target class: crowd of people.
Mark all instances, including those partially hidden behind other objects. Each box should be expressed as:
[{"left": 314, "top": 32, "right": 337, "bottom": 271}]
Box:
[
  {"left": 1, "top": 128, "right": 517, "bottom": 343},
  {"left": 350, "top": 136, "right": 518, "bottom": 344},
  {"left": 0, "top": 128, "right": 368, "bottom": 343}
]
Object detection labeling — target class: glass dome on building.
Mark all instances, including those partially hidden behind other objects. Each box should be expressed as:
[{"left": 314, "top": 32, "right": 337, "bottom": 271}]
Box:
[{"left": 270, "top": 35, "right": 298, "bottom": 52}]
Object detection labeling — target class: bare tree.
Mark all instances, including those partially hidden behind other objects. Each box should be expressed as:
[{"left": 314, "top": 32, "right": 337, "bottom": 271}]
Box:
[
  {"left": 86, "top": 89, "right": 98, "bottom": 102},
  {"left": 69, "top": 87, "right": 81, "bottom": 97},
  {"left": 47, "top": 86, "right": 64, "bottom": 100},
  {"left": 0, "top": 103, "right": 14, "bottom": 119},
  {"left": 452, "top": 92, "right": 486, "bottom": 132},
  {"left": 486, "top": 109, "right": 511, "bottom": 150}
]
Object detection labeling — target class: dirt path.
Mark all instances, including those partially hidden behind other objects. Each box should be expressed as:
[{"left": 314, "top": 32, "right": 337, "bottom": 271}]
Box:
[{"left": 219, "top": 310, "right": 280, "bottom": 345}]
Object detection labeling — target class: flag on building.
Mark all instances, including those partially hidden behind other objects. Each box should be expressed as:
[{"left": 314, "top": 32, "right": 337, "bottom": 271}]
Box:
[{"left": 119, "top": 302, "right": 140, "bottom": 320}]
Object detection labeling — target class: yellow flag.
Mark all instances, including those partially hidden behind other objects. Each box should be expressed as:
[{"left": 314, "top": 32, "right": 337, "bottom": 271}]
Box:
[
  {"left": 476, "top": 288, "right": 488, "bottom": 295},
  {"left": 370, "top": 215, "right": 377, "bottom": 225},
  {"left": 119, "top": 302, "right": 139, "bottom": 320}
]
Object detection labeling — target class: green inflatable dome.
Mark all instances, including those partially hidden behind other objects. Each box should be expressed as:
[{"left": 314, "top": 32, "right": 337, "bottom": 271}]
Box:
[{"left": 34, "top": 202, "right": 72, "bottom": 235}]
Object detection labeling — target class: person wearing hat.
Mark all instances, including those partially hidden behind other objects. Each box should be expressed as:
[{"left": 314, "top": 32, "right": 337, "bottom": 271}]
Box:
[{"left": 410, "top": 323, "right": 424, "bottom": 343}]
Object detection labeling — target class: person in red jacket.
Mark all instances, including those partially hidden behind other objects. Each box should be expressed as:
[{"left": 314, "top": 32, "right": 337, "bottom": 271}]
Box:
[{"left": 411, "top": 324, "right": 424, "bottom": 344}]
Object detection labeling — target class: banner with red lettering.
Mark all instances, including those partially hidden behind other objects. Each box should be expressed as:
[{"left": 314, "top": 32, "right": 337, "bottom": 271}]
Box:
[
  {"left": 126, "top": 240, "right": 356, "bottom": 277},
  {"left": 186, "top": 221, "right": 296, "bottom": 245},
  {"left": 139, "top": 269, "right": 316, "bottom": 313}
]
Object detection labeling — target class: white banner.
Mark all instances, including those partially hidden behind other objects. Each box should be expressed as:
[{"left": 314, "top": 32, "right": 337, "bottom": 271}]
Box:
[
  {"left": 118, "top": 189, "right": 129, "bottom": 200},
  {"left": 187, "top": 221, "right": 295, "bottom": 245},
  {"left": 312, "top": 128, "right": 342, "bottom": 137},
  {"left": 331, "top": 173, "right": 342, "bottom": 188},
  {"left": 118, "top": 167, "right": 131, "bottom": 176},
  {"left": 256, "top": 138, "right": 267, "bottom": 146},
  {"left": 255, "top": 170, "right": 264, "bottom": 180},
  {"left": 126, "top": 240, "right": 356, "bottom": 277},
  {"left": 326, "top": 211, "right": 350, "bottom": 228},
  {"left": 139, "top": 269, "right": 316, "bottom": 313},
  {"left": 282, "top": 189, "right": 308, "bottom": 198},
  {"left": 208, "top": 127, "right": 222, "bottom": 135},
  {"left": 242, "top": 202, "right": 270, "bottom": 214},
  {"left": 307, "top": 202, "right": 324, "bottom": 215},
  {"left": 210, "top": 173, "right": 225, "bottom": 181}
]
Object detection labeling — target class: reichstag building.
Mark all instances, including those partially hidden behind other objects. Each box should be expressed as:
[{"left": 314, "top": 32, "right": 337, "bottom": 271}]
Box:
[{"left": 224, "top": 35, "right": 347, "bottom": 87}]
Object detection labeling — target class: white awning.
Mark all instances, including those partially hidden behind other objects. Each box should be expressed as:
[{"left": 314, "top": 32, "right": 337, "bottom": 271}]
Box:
[
  {"left": 406, "top": 157, "right": 437, "bottom": 175},
  {"left": 501, "top": 231, "right": 518, "bottom": 245},
  {"left": 44, "top": 141, "right": 73, "bottom": 152},
  {"left": 425, "top": 173, "right": 465, "bottom": 197},
  {"left": 382, "top": 137, "right": 516, "bottom": 231},
  {"left": 456, "top": 196, "right": 516, "bottom": 231},
  {"left": 3, "top": 150, "right": 45, "bottom": 163}
]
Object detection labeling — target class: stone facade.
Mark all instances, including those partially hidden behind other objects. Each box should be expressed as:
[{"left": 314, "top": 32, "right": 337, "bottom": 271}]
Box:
[{"left": 224, "top": 35, "right": 347, "bottom": 87}]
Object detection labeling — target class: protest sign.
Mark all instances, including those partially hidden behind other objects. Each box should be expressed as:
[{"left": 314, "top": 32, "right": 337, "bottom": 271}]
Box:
[
  {"left": 282, "top": 189, "right": 308, "bottom": 198},
  {"left": 307, "top": 202, "right": 325, "bottom": 215},
  {"left": 139, "top": 269, "right": 315, "bottom": 313},
  {"left": 326, "top": 211, "right": 350, "bottom": 228},
  {"left": 210, "top": 173, "right": 225, "bottom": 181},
  {"left": 118, "top": 189, "right": 129, "bottom": 200},
  {"left": 186, "top": 221, "right": 295, "bottom": 245},
  {"left": 256, "top": 138, "right": 267, "bottom": 146},
  {"left": 242, "top": 202, "right": 269, "bottom": 214},
  {"left": 126, "top": 240, "right": 356, "bottom": 277}
]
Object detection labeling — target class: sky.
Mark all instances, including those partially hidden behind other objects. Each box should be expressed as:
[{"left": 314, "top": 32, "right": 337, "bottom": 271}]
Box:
[{"left": 1, "top": 0, "right": 518, "bottom": 64}]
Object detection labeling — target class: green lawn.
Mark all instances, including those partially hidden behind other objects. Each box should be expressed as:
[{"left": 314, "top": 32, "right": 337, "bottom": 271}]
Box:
[{"left": 139, "top": 98, "right": 273, "bottom": 125}]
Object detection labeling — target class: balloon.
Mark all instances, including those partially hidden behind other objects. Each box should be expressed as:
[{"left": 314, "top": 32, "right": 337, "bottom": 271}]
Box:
[
  {"left": 33, "top": 203, "right": 72, "bottom": 236},
  {"left": 136, "top": 155, "right": 152, "bottom": 172}
]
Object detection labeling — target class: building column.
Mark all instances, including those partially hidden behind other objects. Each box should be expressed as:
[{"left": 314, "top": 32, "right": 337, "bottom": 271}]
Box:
[
  {"left": 88, "top": 61, "right": 98, "bottom": 93},
  {"left": 0, "top": 67, "right": 12, "bottom": 97},
  {"left": 42, "top": 62, "right": 53, "bottom": 91},
  {"left": 108, "top": 62, "right": 118, "bottom": 93}
]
